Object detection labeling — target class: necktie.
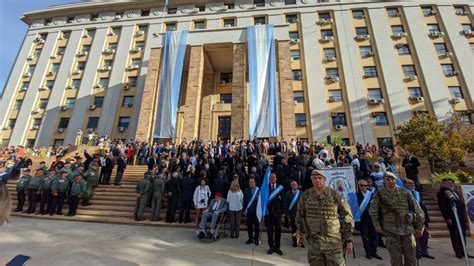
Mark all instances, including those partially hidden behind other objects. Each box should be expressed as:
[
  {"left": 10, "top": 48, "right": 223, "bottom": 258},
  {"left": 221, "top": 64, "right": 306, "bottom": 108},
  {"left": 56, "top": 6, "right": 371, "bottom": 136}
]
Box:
[{"left": 214, "top": 201, "right": 219, "bottom": 211}]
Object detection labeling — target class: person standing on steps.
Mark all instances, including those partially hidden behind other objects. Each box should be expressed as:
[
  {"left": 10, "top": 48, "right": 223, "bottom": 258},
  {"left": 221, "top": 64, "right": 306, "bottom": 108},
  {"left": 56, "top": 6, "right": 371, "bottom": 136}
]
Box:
[
  {"left": 82, "top": 162, "right": 99, "bottom": 206},
  {"left": 14, "top": 168, "right": 31, "bottom": 212},
  {"left": 150, "top": 174, "right": 165, "bottom": 222},
  {"left": 50, "top": 170, "right": 70, "bottom": 216},
  {"left": 165, "top": 172, "right": 180, "bottom": 223},
  {"left": 39, "top": 170, "right": 56, "bottom": 214},
  {"left": 134, "top": 173, "right": 151, "bottom": 221},
  {"left": 114, "top": 154, "right": 126, "bottom": 186},
  {"left": 243, "top": 177, "right": 260, "bottom": 245},
  {"left": 67, "top": 175, "right": 87, "bottom": 217},
  {"left": 26, "top": 168, "right": 45, "bottom": 214},
  {"left": 266, "top": 173, "right": 284, "bottom": 256},
  {"left": 179, "top": 171, "right": 194, "bottom": 224},
  {"left": 283, "top": 181, "right": 304, "bottom": 248},
  {"left": 193, "top": 177, "right": 211, "bottom": 228}
]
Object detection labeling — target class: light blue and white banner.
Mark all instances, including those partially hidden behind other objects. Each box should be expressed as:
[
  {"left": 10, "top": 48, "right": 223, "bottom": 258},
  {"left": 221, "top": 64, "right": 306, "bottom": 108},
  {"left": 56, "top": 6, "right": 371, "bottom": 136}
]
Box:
[
  {"left": 319, "top": 167, "right": 358, "bottom": 221},
  {"left": 153, "top": 30, "right": 188, "bottom": 139},
  {"left": 247, "top": 25, "right": 279, "bottom": 138},
  {"left": 256, "top": 167, "right": 271, "bottom": 223}
]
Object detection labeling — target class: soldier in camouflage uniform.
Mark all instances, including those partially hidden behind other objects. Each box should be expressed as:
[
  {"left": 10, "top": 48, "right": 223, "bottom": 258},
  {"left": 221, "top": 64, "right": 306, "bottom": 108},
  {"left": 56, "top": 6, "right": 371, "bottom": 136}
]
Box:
[
  {"left": 369, "top": 172, "right": 424, "bottom": 266},
  {"left": 296, "top": 170, "right": 354, "bottom": 266},
  {"left": 82, "top": 162, "right": 100, "bottom": 206}
]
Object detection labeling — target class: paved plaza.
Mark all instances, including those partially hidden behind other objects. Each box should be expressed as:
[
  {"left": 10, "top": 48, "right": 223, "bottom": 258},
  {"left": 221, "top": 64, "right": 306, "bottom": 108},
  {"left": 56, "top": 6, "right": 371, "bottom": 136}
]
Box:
[{"left": 0, "top": 217, "right": 472, "bottom": 266}]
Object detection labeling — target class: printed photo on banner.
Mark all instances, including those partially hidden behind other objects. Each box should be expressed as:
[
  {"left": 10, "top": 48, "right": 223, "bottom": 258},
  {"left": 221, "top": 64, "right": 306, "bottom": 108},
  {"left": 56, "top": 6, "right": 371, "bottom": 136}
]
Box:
[
  {"left": 461, "top": 185, "right": 474, "bottom": 237},
  {"left": 319, "top": 167, "right": 358, "bottom": 219}
]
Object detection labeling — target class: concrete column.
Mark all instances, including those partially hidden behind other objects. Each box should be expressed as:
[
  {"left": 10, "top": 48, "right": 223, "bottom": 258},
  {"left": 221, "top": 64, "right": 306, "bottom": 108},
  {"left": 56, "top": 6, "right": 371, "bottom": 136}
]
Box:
[
  {"left": 97, "top": 25, "right": 134, "bottom": 136},
  {"left": 65, "top": 28, "right": 108, "bottom": 144},
  {"left": 437, "top": 6, "right": 474, "bottom": 106},
  {"left": 181, "top": 45, "right": 205, "bottom": 140},
  {"left": 299, "top": 12, "right": 330, "bottom": 142},
  {"left": 36, "top": 30, "right": 83, "bottom": 147},
  {"left": 334, "top": 10, "right": 375, "bottom": 145},
  {"left": 0, "top": 34, "right": 36, "bottom": 132},
  {"left": 231, "top": 43, "right": 247, "bottom": 140},
  {"left": 128, "top": 23, "right": 162, "bottom": 140},
  {"left": 10, "top": 32, "right": 59, "bottom": 146},
  {"left": 277, "top": 40, "right": 296, "bottom": 141},
  {"left": 198, "top": 74, "right": 215, "bottom": 140},
  {"left": 403, "top": 6, "right": 451, "bottom": 120},
  {"left": 135, "top": 48, "right": 162, "bottom": 143},
  {"left": 368, "top": 8, "right": 412, "bottom": 125}
]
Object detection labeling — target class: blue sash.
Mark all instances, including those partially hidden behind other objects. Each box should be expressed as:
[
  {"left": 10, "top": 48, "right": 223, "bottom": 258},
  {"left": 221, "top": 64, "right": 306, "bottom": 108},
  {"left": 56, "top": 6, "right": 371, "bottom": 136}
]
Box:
[
  {"left": 288, "top": 190, "right": 301, "bottom": 212},
  {"left": 410, "top": 190, "right": 421, "bottom": 206},
  {"left": 246, "top": 187, "right": 260, "bottom": 213},
  {"left": 267, "top": 185, "right": 284, "bottom": 205},
  {"left": 355, "top": 190, "right": 373, "bottom": 222}
]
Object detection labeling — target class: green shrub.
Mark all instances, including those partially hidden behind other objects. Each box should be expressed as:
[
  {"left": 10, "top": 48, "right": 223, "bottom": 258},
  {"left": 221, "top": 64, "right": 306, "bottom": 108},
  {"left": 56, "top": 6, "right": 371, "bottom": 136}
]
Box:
[
  {"left": 432, "top": 172, "right": 459, "bottom": 183},
  {"left": 456, "top": 170, "right": 473, "bottom": 183}
]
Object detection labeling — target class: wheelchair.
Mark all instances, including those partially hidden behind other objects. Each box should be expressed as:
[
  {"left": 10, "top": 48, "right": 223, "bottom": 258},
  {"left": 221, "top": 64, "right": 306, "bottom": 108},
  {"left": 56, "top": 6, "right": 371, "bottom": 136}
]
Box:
[{"left": 196, "top": 211, "right": 229, "bottom": 241}]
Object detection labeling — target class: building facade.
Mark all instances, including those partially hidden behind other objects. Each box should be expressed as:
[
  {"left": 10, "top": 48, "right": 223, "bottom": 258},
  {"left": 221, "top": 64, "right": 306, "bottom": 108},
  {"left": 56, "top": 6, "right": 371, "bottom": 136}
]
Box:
[{"left": 0, "top": 0, "right": 473, "bottom": 148}]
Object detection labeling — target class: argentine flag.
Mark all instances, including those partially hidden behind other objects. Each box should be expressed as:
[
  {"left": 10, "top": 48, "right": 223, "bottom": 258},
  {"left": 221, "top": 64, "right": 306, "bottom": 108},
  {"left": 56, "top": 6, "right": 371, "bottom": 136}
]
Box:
[{"left": 256, "top": 166, "right": 271, "bottom": 223}]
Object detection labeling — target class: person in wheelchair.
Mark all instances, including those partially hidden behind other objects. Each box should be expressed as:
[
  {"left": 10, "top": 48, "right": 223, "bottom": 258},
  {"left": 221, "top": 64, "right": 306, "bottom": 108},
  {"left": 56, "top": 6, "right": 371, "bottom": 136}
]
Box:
[{"left": 197, "top": 192, "right": 228, "bottom": 239}]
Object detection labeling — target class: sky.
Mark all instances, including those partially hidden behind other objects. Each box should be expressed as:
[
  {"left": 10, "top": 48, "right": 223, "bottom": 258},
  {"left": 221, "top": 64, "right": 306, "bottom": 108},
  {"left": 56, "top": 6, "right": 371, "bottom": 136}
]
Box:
[{"left": 0, "top": 0, "right": 77, "bottom": 96}]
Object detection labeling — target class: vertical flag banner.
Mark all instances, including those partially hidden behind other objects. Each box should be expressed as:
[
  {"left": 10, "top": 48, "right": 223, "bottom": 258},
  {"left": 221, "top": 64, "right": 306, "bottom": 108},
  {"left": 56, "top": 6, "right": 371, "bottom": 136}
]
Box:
[
  {"left": 319, "top": 167, "right": 358, "bottom": 220},
  {"left": 246, "top": 25, "right": 280, "bottom": 138},
  {"left": 153, "top": 30, "right": 188, "bottom": 139},
  {"left": 461, "top": 185, "right": 474, "bottom": 237},
  {"left": 256, "top": 166, "right": 271, "bottom": 223}
]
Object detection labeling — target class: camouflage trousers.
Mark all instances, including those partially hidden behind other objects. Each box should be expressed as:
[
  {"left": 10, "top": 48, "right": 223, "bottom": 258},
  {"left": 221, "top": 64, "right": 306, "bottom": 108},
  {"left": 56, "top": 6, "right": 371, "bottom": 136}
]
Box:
[
  {"left": 307, "top": 238, "right": 345, "bottom": 266},
  {"left": 385, "top": 231, "right": 416, "bottom": 266}
]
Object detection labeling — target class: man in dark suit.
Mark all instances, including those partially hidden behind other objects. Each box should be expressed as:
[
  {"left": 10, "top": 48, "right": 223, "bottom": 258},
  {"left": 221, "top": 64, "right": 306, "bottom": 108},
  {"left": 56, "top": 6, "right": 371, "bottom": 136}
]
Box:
[
  {"left": 437, "top": 178, "right": 472, "bottom": 259},
  {"left": 165, "top": 172, "right": 180, "bottom": 223},
  {"left": 148, "top": 153, "right": 159, "bottom": 171},
  {"left": 114, "top": 155, "right": 126, "bottom": 186},
  {"left": 402, "top": 153, "right": 421, "bottom": 187},
  {"left": 266, "top": 173, "right": 284, "bottom": 255},
  {"left": 243, "top": 177, "right": 260, "bottom": 245},
  {"left": 213, "top": 170, "right": 229, "bottom": 198},
  {"left": 178, "top": 172, "right": 194, "bottom": 223},
  {"left": 356, "top": 179, "right": 382, "bottom": 260},
  {"left": 99, "top": 153, "right": 114, "bottom": 185},
  {"left": 283, "top": 181, "right": 303, "bottom": 247}
]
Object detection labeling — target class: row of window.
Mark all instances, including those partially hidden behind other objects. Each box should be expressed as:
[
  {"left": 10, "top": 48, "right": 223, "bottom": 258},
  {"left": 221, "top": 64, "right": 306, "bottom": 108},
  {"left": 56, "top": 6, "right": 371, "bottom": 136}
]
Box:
[{"left": 294, "top": 112, "right": 389, "bottom": 127}]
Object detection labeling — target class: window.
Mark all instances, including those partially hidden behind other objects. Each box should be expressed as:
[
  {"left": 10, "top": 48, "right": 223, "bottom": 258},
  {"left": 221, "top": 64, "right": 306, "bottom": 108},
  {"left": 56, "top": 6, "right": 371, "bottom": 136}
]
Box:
[
  {"left": 87, "top": 117, "right": 99, "bottom": 129},
  {"left": 434, "top": 43, "right": 447, "bottom": 54},
  {"left": 226, "top": 3, "right": 235, "bottom": 9},
  {"left": 254, "top": 16, "right": 266, "bottom": 25},
  {"left": 223, "top": 18, "right": 235, "bottom": 27},
  {"left": 323, "top": 48, "right": 336, "bottom": 57},
  {"left": 363, "top": 66, "right": 377, "bottom": 77},
  {"left": 319, "top": 12, "right": 331, "bottom": 20},
  {"left": 118, "top": 117, "right": 130, "bottom": 128},
  {"left": 39, "top": 99, "right": 48, "bottom": 109},
  {"left": 108, "top": 43, "right": 118, "bottom": 50},
  {"left": 32, "top": 118, "right": 42, "bottom": 128},
  {"left": 292, "top": 70, "right": 302, "bottom": 80},
  {"left": 138, "top": 25, "right": 148, "bottom": 33},
  {"left": 220, "top": 73, "right": 233, "bottom": 83},
  {"left": 328, "top": 90, "right": 343, "bottom": 101},
  {"left": 321, "top": 30, "right": 334, "bottom": 37},
  {"left": 441, "top": 64, "right": 455, "bottom": 76},
  {"left": 94, "top": 96, "right": 104, "bottom": 107},
  {"left": 422, "top": 7, "right": 434, "bottom": 16},
  {"left": 294, "top": 91, "right": 304, "bottom": 103},
  {"left": 427, "top": 24, "right": 440, "bottom": 33},
  {"left": 402, "top": 65, "right": 416, "bottom": 76},
  {"left": 197, "top": 5, "right": 205, "bottom": 11},
  {"left": 408, "top": 87, "right": 423, "bottom": 97},
  {"left": 8, "top": 119, "right": 16, "bottom": 128},
  {"left": 359, "top": 46, "right": 373, "bottom": 57},
  {"left": 462, "top": 24, "right": 473, "bottom": 32},
  {"left": 194, "top": 20, "right": 206, "bottom": 30},
  {"left": 128, "top": 77, "right": 138, "bottom": 87},
  {"left": 290, "top": 50, "right": 300, "bottom": 60},
  {"left": 65, "top": 98, "right": 76, "bottom": 109},
  {"left": 21, "top": 81, "right": 30, "bottom": 89},
  {"left": 57, "top": 47, "right": 66, "bottom": 55},
  {"left": 220, "top": 94, "right": 232, "bottom": 104},
  {"left": 332, "top": 113, "right": 346, "bottom": 126},
  {"left": 61, "top": 31, "right": 71, "bottom": 39},
  {"left": 470, "top": 43, "right": 474, "bottom": 52},
  {"left": 166, "top": 22, "right": 177, "bottom": 31},
  {"left": 368, "top": 88, "right": 382, "bottom": 100},
  {"left": 254, "top": 0, "right": 265, "bottom": 7},
  {"left": 352, "top": 10, "right": 365, "bottom": 19},
  {"left": 131, "top": 59, "right": 141, "bottom": 66},
  {"left": 289, "top": 32, "right": 299, "bottom": 41},
  {"left": 85, "top": 29, "right": 95, "bottom": 38},
  {"left": 53, "top": 139, "right": 64, "bottom": 147},
  {"left": 112, "top": 27, "right": 121, "bottom": 36},
  {"left": 356, "top": 27, "right": 369, "bottom": 35},
  {"left": 397, "top": 45, "right": 410, "bottom": 55},
  {"left": 168, "top": 8, "right": 177, "bottom": 14},
  {"left": 82, "top": 45, "right": 91, "bottom": 53},
  {"left": 58, "top": 118, "right": 69, "bottom": 129},
  {"left": 45, "top": 80, "right": 54, "bottom": 90},
  {"left": 123, "top": 96, "right": 134, "bottom": 107},
  {"left": 449, "top": 86, "right": 463, "bottom": 99},
  {"left": 295, "top": 114, "right": 307, "bottom": 127},
  {"left": 34, "top": 49, "right": 42, "bottom": 57},
  {"left": 285, "top": 0, "right": 296, "bottom": 5},
  {"left": 77, "top": 61, "right": 86, "bottom": 71},
  {"left": 460, "top": 114, "right": 472, "bottom": 125},
  {"left": 135, "top": 42, "right": 145, "bottom": 49},
  {"left": 286, "top": 14, "right": 297, "bottom": 23},
  {"left": 51, "top": 63, "right": 60, "bottom": 73},
  {"left": 71, "top": 79, "right": 81, "bottom": 88},
  {"left": 14, "top": 100, "right": 22, "bottom": 110},
  {"left": 103, "top": 60, "right": 113, "bottom": 67},
  {"left": 98, "top": 78, "right": 109, "bottom": 88},
  {"left": 326, "top": 68, "right": 339, "bottom": 77},
  {"left": 377, "top": 138, "right": 393, "bottom": 149},
  {"left": 26, "top": 139, "right": 36, "bottom": 149},
  {"left": 387, "top": 8, "right": 399, "bottom": 17},
  {"left": 39, "top": 33, "right": 48, "bottom": 40},
  {"left": 373, "top": 112, "right": 388, "bottom": 126},
  {"left": 391, "top": 25, "right": 404, "bottom": 34},
  {"left": 455, "top": 6, "right": 466, "bottom": 14},
  {"left": 28, "top": 65, "right": 36, "bottom": 74}
]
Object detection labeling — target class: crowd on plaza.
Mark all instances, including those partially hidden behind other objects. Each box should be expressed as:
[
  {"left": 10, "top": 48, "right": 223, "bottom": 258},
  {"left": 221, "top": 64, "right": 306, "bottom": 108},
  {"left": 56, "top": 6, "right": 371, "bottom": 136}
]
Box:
[{"left": 1, "top": 136, "right": 472, "bottom": 265}]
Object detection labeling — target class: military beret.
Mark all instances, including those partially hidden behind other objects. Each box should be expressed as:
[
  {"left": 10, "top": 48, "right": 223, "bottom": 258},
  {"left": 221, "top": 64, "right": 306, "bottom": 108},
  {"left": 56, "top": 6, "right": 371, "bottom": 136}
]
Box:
[
  {"left": 35, "top": 168, "right": 46, "bottom": 173},
  {"left": 22, "top": 168, "right": 31, "bottom": 172},
  {"left": 383, "top": 172, "right": 397, "bottom": 180},
  {"left": 311, "top": 169, "right": 327, "bottom": 179}
]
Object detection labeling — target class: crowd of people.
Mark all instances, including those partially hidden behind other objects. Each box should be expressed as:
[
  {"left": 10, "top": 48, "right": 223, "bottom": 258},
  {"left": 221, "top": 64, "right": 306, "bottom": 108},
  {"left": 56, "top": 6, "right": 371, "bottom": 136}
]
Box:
[{"left": 1, "top": 136, "right": 471, "bottom": 265}]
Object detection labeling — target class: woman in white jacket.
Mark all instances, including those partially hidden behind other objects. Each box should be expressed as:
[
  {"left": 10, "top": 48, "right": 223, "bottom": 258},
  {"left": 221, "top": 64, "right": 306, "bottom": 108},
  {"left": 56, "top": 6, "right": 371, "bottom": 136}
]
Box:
[
  {"left": 193, "top": 178, "right": 211, "bottom": 228},
  {"left": 227, "top": 180, "right": 243, "bottom": 238}
]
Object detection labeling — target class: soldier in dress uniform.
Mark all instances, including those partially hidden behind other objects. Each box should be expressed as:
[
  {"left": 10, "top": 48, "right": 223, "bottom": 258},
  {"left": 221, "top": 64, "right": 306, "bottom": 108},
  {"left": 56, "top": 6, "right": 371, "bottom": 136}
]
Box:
[
  {"left": 296, "top": 169, "right": 354, "bottom": 266},
  {"left": 369, "top": 172, "right": 424, "bottom": 266},
  {"left": 26, "top": 168, "right": 45, "bottom": 214},
  {"left": 82, "top": 162, "right": 99, "bottom": 206},
  {"left": 14, "top": 168, "right": 31, "bottom": 212}
]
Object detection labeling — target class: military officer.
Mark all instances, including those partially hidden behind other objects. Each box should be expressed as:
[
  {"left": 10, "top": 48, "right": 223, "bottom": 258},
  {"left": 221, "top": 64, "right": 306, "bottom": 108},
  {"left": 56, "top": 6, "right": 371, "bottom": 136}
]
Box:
[
  {"left": 296, "top": 170, "right": 354, "bottom": 266},
  {"left": 14, "top": 168, "right": 31, "bottom": 212},
  {"left": 150, "top": 173, "right": 165, "bottom": 221},
  {"left": 369, "top": 172, "right": 425, "bottom": 266},
  {"left": 26, "top": 168, "right": 45, "bottom": 214},
  {"left": 82, "top": 162, "right": 100, "bottom": 206},
  {"left": 135, "top": 173, "right": 151, "bottom": 221},
  {"left": 39, "top": 170, "right": 57, "bottom": 215},
  {"left": 50, "top": 170, "right": 70, "bottom": 215},
  {"left": 67, "top": 175, "right": 87, "bottom": 216}
]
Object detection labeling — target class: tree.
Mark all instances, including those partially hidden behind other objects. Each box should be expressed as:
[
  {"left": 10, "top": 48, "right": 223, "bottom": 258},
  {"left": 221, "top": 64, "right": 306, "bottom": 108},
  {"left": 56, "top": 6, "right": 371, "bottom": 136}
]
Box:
[{"left": 395, "top": 112, "right": 472, "bottom": 173}]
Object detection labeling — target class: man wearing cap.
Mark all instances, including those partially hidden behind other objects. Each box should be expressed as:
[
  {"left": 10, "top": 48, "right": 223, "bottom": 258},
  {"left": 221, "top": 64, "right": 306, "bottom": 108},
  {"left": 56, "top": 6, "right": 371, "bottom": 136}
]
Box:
[
  {"left": 82, "top": 162, "right": 100, "bottom": 206},
  {"left": 26, "top": 168, "right": 45, "bottom": 214},
  {"left": 50, "top": 170, "right": 70, "bottom": 215},
  {"left": 296, "top": 169, "right": 354, "bottom": 265},
  {"left": 134, "top": 173, "right": 151, "bottom": 221},
  {"left": 37, "top": 161, "right": 49, "bottom": 174},
  {"left": 67, "top": 175, "right": 87, "bottom": 216},
  {"left": 369, "top": 172, "right": 425, "bottom": 266},
  {"left": 14, "top": 168, "right": 31, "bottom": 212},
  {"left": 39, "top": 170, "right": 57, "bottom": 215},
  {"left": 197, "top": 192, "right": 228, "bottom": 239}
]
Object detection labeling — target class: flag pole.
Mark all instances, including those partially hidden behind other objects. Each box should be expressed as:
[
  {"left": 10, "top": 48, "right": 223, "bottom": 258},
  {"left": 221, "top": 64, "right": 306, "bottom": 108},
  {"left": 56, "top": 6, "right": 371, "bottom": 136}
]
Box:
[{"left": 160, "top": 0, "right": 168, "bottom": 34}]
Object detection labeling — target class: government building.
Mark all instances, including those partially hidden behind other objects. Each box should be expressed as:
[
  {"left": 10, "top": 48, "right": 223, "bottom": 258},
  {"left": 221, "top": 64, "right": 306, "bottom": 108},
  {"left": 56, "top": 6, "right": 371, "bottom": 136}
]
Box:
[{"left": 0, "top": 0, "right": 472, "bottom": 148}]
